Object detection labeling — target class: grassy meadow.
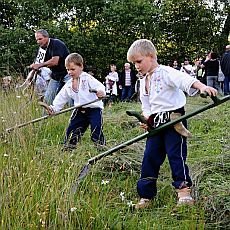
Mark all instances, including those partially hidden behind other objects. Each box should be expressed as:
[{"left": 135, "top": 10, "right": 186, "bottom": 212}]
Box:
[{"left": 0, "top": 88, "right": 229, "bottom": 229}]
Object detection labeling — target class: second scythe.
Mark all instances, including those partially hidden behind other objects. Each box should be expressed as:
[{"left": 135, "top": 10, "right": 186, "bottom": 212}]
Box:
[{"left": 5, "top": 96, "right": 106, "bottom": 133}]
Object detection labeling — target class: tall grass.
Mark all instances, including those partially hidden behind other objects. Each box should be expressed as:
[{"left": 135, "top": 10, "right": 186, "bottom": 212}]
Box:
[{"left": 0, "top": 89, "right": 229, "bottom": 229}]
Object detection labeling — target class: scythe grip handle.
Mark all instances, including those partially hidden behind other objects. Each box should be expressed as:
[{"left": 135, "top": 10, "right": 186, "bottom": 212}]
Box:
[
  {"left": 126, "top": 111, "right": 147, "bottom": 124},
  {"left": 200, "top": 91, "right": 220, "bottom": 103}
]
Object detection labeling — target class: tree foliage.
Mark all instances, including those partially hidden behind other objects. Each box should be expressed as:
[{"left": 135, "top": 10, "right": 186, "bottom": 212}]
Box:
[{"left": 0, "top": 0, "right": 229, "bottom": 77}]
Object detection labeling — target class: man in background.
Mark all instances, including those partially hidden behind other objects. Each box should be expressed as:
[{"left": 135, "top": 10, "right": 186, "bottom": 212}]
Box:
[
  {"left": 119, "top": 63, "right": 136, "bottom": 102},
  {"left": 30, "top": 29, "right": 70, "bottom": 104}
]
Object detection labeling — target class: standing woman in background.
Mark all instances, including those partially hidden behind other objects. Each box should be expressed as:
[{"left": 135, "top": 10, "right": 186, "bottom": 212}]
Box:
[{"left": 201, "top": 52, "right": 221, "bottom": 93}]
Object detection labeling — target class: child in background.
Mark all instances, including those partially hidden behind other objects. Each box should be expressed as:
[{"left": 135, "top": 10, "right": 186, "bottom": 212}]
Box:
[
  {"left": 105, "top": 64, "right": 119, "bottom": 107},
  {"left": 46, "top": 53, "right": 106, "bottom": 150},
  {"left": 2, "top": 76, "right": 12, "bottom": 91},
  {"left": 127, "top": 39, "right": 217, "bottom": 209}
]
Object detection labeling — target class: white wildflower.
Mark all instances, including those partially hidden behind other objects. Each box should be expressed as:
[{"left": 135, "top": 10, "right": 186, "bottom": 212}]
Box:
[
  {"left": 16, "top": 95, "right": 21, "bottom": 98},
  {"left": 127, "top": 201, "right": 134, "bottom": 207},
  {"left": 70, "top": 207, "right": 77, "bottom": 212},
  {"left": 120, "top": 192, "right": 125, "bottom": 197},
  {"left": 4, "top": 154, "right": 9, "bottom": 157},
  {"left": 39, "top": 219, "right": 45, "bottom": 226},
  {"left": 130, "top": 169, "right": 133, "bottom": 175},
  {"left": 120, "top": 192, "right": 125, "bottom": 201},
  {"left": 101, "top": 180, "right": 110, "bottom": 185}
]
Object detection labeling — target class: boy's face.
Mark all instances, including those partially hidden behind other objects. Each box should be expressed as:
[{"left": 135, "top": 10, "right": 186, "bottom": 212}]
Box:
[
  {"left": 66, "top": 62, "right": 83, "bottom": 79},
  {"left": 130, "top": 53, "right": 155, "bottom": 75}
]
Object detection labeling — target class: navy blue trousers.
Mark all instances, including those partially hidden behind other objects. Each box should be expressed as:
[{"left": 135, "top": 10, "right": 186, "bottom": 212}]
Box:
[
  {"left": 65, "top": 108, "right": 105, "bottom": 146},
  {"left": 137, "top": 126, "right": 192, "bottom": 199},
  {"left": 121, "top": 86, "right": 133, "bottom": 101}
]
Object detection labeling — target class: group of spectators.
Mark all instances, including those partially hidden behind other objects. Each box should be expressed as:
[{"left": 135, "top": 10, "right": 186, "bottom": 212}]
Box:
[
  {"left": 170, "top": 46, "right": 230, "bottom": 96},
  {"left": 27, "top": 29, "right": 230, "bottom": 107},
  {"left": 103, "top": 63, "right": 137, "bottom": 107},
  {"left": 103, "top": 45, "right": 230, "bottom": 107}
]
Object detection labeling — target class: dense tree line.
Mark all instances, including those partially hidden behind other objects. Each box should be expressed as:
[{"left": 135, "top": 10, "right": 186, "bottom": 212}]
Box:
[{"left": 0, "top": 0, "right": 229, "bottom": 79}]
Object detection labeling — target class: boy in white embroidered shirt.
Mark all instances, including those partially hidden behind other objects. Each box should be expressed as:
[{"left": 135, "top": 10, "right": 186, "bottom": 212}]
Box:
[
  {"left": 46, "top": 53, "right": 106, "bottom": 150},
  {"left": 127, "top": 39, "right": 217, "bottom": 209}
]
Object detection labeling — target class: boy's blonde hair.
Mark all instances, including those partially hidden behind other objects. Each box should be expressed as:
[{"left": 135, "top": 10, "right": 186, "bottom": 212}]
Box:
[
  {"left": 65, "top": 53, "right": 84, "bottom": 66},
  {"left": 127, "top": 39, "right": 157, "bottom": 62}
]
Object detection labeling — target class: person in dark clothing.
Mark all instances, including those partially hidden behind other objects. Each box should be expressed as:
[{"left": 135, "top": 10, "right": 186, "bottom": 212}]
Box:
[
  {"left": 119, "top": 63, "right": 137, "bottom": 102},
  {"left": 220, "top": 45, "right": 230, "bottom": 95},
  {"left": 201, "top": 52, "right": 221, "bottom": 92},
  {"left": 30, "top": 29, "right": 70, "bottom": 104}
]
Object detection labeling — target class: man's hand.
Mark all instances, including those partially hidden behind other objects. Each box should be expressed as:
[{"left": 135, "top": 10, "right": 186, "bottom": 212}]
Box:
[{"left": 30, "top": 63, "right": 42, "bottom": 70}]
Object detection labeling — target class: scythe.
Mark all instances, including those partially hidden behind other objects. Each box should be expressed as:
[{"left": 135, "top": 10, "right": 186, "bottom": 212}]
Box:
[
  {"left": 71, "top": 94, "right": 229, "bottom": 193},
  {"left": 4, "top": 96, "right": 106, "bottom": 133}
]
